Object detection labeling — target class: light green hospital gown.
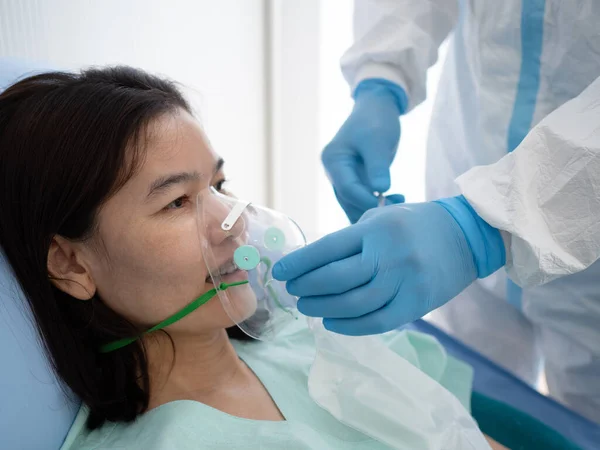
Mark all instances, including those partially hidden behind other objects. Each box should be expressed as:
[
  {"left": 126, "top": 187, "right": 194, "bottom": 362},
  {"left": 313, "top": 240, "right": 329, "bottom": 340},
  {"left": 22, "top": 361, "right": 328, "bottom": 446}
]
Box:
[{"left": 61, "top": 319, "right": 474, "bottom": 450}]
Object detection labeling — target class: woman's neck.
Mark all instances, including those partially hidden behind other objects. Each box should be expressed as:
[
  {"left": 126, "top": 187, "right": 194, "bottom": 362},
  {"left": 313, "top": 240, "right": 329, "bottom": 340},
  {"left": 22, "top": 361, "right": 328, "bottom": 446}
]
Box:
[
  {"left": 145, "top": 328, "right": 286, "bottom": 421},
  {"left": 145, "top": 329, "right": 250, "bottom": 408}
]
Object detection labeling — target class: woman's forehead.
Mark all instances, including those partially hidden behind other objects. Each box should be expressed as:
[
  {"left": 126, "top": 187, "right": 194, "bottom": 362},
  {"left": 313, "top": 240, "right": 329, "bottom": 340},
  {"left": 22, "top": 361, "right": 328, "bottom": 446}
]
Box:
[
  {"left": 144, "top": 111, "right": 217, "bottom": 166},
  {"left": 101, "top": 112, "right": 222, "bottom": 213},
  {"left": 125, "top": 113, "right": 220, "bottom": 194}
]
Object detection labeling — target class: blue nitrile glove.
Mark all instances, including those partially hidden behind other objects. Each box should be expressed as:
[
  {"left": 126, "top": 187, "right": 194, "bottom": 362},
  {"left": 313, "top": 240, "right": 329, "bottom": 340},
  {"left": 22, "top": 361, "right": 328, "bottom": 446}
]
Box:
[
  {"left": 273, "top": 196, "right": 506, "bottom": 335},
  {"left": 322, "top": 78, "right": 408, "bottom": 223}
]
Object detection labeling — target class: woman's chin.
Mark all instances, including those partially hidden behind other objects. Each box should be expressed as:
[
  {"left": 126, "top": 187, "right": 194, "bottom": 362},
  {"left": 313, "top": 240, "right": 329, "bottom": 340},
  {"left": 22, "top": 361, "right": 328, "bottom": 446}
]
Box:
[
  {"left": 227, "top": 283, "right": 258, "bottom": 322},
  {"left": 202, "top": 280, "right": 257, "bottom": 325}
]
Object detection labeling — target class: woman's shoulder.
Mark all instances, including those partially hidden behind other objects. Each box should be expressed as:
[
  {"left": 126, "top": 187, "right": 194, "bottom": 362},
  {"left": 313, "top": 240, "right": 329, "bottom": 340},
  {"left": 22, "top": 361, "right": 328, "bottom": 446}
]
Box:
[{"left": 60, "top": 405, "right": 117, "bottom": 450}]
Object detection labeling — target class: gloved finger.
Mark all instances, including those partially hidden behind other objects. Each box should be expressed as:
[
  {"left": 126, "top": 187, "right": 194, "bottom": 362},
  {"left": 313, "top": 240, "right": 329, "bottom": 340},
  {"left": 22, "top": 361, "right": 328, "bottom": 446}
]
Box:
[
  {"left": 322, "top": 305, "right": 400, "bottom": 336},
  {"left": 333, "top": 188, "right": 366, "bottom": 224},
  {"left": 323, "top": 147, "right": 378, "bottom": 212},
  {"left": 363, "top": 159, "right": 391, "bottom": 194},
  {"left": 297, "top": 279, "right": 393, "bottom": 319},
  {"left": 357, "top": 125, "right": 400, "bottom": 194},
  {"left": 335, "top": 179, "right": 378, "bottom": 214},
  {"left": 385, "top": 194, "right": 405, "bottom": 205},
  {"left": 334, "top": 189, "right": 377, "bottom": 224},
  {"left": 322, "top": 289, "right": 424, "bottom": 336},
  {"left": 272, "top": 223, "right": 365, "bottom": 281},
  {"left": 286, "top": 254, "right": 372, "bottom": 297}
]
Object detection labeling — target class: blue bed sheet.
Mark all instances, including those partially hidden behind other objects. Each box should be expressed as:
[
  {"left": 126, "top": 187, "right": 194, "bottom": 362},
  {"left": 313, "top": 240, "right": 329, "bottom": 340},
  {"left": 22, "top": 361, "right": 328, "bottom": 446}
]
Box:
[{"left": 405, "top": 319, "right": 600, "bottom": 450}]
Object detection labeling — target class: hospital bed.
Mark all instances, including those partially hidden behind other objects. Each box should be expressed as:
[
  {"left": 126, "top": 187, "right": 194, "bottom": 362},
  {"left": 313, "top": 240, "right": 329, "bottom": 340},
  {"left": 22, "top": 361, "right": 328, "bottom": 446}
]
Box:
[{"left": 406, "top": 320, "right": 600, "bottom": 449}]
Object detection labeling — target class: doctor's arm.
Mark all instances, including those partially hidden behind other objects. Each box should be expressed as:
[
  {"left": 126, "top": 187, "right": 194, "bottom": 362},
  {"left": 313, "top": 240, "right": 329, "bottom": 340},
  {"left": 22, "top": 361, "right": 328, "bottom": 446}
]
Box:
[
  {"left": 457, "top": 74, "right": 600, "bottom": 288},
  {"left": 323, "top": 0, "right": 459, "bottom": 223},
  {"left": 342, "top": 0, "right": 459, "bottom": 109},
  {"left": 273, "top": 77, "right": 600, "bottom": 335}
]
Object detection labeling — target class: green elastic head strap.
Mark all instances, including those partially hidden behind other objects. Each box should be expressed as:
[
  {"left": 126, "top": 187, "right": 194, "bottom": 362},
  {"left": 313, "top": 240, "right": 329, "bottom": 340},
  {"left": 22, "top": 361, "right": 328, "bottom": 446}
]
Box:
[{"left": 99, "top": 280, "right": 249, "bottom": 353}]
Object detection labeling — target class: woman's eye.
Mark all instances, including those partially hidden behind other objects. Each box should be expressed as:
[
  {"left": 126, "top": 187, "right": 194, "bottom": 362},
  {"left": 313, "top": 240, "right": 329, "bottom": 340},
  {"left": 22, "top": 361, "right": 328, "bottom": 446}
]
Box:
[
  {"left": 165, "top": 195, "right": 189, "bottom": 210},
  {"left": 214, "top": 179, "right": 228, "bottom": 192}
]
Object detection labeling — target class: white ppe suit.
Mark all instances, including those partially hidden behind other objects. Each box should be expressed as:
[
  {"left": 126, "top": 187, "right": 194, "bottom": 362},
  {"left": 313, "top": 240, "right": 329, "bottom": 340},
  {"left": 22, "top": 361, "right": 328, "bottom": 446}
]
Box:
[{"left": 342, "top": 0, "right": 600, "bottom": 423}]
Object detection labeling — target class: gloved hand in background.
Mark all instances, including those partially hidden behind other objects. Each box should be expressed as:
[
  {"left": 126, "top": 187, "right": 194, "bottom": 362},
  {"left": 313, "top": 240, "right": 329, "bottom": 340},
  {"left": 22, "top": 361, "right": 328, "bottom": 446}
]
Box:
[
  {"left": 273, "top": 196, "right": 506, "bottom": 335},
  {"left": 322, "top": 78, "right": 408, "bottom": 223}
]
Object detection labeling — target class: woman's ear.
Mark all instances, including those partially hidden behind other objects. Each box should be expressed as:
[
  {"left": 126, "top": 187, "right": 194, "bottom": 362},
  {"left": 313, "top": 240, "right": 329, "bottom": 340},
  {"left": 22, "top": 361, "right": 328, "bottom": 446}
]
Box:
[{"left": 47, "top": 236, "right": 96, "bottom": 300}]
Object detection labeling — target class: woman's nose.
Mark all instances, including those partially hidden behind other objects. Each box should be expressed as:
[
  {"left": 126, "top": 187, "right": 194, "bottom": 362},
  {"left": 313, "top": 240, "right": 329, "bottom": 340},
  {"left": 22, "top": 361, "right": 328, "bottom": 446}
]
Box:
[{"left": 200, "top": 193, "right": 246, "bottom": 247}]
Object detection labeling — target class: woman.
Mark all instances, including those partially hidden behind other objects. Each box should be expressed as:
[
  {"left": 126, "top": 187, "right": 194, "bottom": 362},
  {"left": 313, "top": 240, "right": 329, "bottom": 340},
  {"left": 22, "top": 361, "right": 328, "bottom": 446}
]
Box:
[{"left": 0, "top": 66, "right": 503, "bottom": 449}]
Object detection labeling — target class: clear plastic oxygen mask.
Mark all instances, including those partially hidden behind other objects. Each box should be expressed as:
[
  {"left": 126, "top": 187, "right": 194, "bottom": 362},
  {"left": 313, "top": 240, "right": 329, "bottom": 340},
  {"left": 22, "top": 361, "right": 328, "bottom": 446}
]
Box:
[{"left": 197, "top": 187, "right": 307, "bottom": 341}]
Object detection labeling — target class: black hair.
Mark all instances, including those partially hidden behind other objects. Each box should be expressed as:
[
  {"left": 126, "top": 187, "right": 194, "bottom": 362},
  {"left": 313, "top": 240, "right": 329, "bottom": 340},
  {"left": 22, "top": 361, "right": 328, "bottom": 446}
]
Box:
[{"left": 0, "top": 66, "right": 252, "bottom": 429}]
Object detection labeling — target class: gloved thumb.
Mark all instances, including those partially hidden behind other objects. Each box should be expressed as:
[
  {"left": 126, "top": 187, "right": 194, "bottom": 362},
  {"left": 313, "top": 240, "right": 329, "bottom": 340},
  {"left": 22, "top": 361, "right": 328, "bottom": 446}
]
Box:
[
  {"left": 364, "top": 159, "right": 391, "bottom": 193},
  {"left": 385, "top": 194, "right": 405, "bottom": 205}
]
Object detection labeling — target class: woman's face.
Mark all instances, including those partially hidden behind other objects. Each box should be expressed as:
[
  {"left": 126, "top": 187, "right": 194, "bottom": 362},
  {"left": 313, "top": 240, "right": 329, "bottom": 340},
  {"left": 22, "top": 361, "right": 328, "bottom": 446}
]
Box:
[{"left": 80, "top": 110, "right": 255, "bottom": 334}]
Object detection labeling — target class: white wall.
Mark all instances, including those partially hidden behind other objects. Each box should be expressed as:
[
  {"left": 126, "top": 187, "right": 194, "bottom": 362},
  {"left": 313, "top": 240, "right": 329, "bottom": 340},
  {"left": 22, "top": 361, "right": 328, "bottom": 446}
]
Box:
[
  {"left": 0, "top": 0, "right": 268, "bottom": 203},
  {"left": 268, "top": 0, "right": 321, "bottom": 241},
  {"left": 0, "top": 0, "right": 447, "bottom": 242}
]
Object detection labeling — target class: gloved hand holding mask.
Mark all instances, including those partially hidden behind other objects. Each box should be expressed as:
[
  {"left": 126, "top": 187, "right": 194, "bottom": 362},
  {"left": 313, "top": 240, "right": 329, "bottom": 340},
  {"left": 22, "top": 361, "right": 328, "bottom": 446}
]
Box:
[{"left": 273, "top": 196, "right": 506, "bottom": 336}]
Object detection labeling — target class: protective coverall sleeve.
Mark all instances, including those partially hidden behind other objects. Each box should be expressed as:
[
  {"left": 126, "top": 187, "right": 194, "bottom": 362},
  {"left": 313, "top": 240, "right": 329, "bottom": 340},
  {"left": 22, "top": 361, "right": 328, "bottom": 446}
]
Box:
[
  {"left": 341, "top": 0, "right": 459, "bottom": 111},
  {"left": 457, "top": 75, "right": 600, "bottom": 288}
]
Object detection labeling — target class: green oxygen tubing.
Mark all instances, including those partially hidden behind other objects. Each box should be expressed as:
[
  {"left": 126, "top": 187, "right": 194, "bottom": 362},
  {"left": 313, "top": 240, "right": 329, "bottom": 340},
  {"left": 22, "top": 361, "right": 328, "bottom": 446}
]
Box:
[{"left": 99, "top": 281, "right": 249, "bottom": 353}]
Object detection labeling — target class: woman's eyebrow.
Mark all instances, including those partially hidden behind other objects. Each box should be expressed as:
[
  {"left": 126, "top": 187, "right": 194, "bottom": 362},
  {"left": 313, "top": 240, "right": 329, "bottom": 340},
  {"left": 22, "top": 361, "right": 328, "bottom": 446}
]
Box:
[{"left": 146, "top": 158, "right": 225, "bottom": 200}]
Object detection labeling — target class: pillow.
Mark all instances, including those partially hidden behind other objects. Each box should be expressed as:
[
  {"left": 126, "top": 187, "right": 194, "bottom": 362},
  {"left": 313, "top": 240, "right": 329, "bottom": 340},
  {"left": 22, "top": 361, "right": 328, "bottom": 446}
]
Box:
[{"left": 0, "top": 57, "right": 79, "bottom": 450}]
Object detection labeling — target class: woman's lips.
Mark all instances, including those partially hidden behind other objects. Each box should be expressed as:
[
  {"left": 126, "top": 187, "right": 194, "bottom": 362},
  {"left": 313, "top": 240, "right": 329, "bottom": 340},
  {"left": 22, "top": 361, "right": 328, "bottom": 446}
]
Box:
[
  {"left": 206, "top": 268, "right": 249, "bottom": 285},
  {"left": 221, "top": 269, "right": 249, "bottom": 283}
]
